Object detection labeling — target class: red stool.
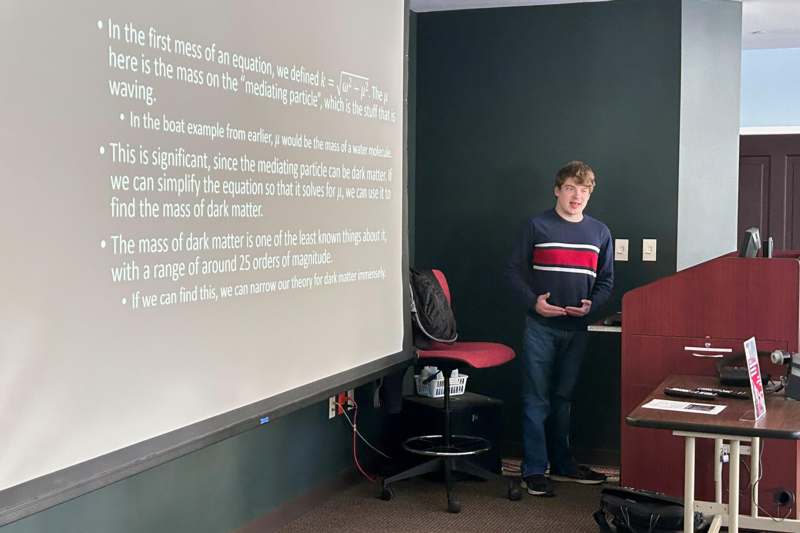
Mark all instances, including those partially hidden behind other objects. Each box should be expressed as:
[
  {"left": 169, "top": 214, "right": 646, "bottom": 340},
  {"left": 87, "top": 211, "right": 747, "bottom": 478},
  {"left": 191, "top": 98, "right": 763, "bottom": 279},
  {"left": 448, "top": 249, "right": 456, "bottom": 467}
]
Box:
[{"left": 380, "top": 270, "right": 521, "bottom": 512}]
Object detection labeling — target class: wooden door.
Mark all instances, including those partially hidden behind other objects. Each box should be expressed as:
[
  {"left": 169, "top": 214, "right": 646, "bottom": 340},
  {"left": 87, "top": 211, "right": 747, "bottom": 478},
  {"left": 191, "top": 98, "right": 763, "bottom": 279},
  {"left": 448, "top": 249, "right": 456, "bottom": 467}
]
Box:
[{"left": 739, "top": 135, "right": 800, "bottom": 250}]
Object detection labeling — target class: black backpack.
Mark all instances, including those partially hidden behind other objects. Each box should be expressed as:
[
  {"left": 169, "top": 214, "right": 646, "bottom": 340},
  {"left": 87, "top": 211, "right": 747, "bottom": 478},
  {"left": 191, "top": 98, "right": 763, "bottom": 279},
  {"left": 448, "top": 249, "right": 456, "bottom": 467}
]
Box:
[
  {"left": 594, "top": 486, "right": 709, "bottom": 533},
  {"left": 409, "top": 269, "right": 458, "bottom": 343}
]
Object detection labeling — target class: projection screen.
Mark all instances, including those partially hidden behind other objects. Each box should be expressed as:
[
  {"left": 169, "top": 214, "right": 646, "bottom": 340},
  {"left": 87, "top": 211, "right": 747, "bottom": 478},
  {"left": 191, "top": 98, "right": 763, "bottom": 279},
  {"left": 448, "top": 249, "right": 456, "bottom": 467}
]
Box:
[{"left": 0, "top": 0, "right": 408, "bottom": 521}]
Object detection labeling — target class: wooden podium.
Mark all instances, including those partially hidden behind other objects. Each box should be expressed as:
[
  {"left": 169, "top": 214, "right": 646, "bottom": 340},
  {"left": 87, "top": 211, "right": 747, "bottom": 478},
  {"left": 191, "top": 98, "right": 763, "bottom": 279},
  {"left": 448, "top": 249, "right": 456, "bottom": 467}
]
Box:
[{"left": 621, "top": 252, "right": 800, "bottom": 517}]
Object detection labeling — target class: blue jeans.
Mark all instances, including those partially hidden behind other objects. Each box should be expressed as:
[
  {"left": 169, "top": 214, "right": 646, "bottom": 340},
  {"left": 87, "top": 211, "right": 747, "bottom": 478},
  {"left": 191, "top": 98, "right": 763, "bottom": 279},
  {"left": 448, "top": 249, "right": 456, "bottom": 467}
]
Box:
[{"left": 520, "top": 316, "right": 588, "bottom": 477}]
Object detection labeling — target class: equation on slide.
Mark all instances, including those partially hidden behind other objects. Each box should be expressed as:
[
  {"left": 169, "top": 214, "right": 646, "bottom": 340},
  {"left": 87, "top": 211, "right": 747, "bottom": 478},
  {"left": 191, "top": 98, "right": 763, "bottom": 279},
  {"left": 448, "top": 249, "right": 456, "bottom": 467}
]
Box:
[
  {"left": 256, "top": 63, "right": 396, "bottom": 121},
  {"left": 330, "top": 71, "right": 379, "bottom": 101}
]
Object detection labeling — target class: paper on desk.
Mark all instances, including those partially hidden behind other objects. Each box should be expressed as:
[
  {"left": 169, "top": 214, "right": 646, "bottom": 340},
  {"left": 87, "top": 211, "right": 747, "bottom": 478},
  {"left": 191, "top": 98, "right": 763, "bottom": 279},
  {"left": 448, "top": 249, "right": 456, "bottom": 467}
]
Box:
[{"left": 642, "top": 399, "right": 727, "bottom": 415}]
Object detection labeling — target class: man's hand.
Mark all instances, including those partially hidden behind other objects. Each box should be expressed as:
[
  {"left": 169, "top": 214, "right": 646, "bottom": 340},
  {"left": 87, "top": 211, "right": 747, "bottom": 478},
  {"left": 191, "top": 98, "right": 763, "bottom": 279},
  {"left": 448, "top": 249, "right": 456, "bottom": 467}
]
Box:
[
  {"left": 535, "top": 292, "right": 567, "bottom": 317},
  {"left": 565, "top": 299, "right": 592, "bottom": 317}
]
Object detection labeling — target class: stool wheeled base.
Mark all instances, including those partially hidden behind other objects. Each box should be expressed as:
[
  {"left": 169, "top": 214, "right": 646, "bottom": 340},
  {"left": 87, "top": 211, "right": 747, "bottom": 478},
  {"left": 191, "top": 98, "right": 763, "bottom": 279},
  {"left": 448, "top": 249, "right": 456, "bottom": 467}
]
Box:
[{"left": 380, "top": 433, "right": 521, "bottom": 512}]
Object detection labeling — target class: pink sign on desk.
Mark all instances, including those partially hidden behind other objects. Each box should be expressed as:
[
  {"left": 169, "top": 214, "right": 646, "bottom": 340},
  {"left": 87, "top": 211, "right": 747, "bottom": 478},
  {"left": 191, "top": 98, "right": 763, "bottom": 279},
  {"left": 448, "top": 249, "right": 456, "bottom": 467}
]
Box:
[{"left": 744, "top": 337, "right": 766, "bottom": 421}]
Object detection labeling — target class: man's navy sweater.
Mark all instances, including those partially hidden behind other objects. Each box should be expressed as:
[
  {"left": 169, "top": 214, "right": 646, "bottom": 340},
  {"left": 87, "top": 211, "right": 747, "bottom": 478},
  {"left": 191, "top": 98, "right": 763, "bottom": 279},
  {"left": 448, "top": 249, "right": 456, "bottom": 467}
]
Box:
[{"left": 506, "top": 209, "right": 614, "bottom": 330}]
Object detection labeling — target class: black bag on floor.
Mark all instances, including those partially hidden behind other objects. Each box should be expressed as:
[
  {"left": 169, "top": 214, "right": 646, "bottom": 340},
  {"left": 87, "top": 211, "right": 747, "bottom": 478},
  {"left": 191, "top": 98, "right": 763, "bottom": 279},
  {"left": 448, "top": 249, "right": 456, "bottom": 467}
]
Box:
[{"left": 593, "top": 486, "right": 708, "bottom": 533}]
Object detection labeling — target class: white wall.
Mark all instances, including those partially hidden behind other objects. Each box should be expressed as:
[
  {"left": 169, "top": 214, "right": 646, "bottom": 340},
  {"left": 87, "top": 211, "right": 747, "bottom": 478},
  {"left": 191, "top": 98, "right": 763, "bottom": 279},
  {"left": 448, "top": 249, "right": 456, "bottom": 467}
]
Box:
[{"left": 676, "top": 0, "right": 741, "bottom": 270}]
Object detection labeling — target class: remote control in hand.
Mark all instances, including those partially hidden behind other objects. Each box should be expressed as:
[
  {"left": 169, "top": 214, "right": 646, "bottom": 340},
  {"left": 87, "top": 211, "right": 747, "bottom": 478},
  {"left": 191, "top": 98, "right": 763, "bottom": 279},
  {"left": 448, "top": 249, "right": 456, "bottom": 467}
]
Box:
[{"left": 663, "top": 387, "right": 718, "bottom": 400}]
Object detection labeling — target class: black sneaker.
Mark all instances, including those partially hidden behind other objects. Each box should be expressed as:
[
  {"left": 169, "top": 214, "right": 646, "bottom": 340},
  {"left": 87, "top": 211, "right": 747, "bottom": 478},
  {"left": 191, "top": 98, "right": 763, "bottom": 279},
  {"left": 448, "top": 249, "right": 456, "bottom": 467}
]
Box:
[
  {"left": 549, "top": 464, "right": 606, "bottom": 485},
  {"left": 520, "top": 474, "right": 555, "bottom": 497}
]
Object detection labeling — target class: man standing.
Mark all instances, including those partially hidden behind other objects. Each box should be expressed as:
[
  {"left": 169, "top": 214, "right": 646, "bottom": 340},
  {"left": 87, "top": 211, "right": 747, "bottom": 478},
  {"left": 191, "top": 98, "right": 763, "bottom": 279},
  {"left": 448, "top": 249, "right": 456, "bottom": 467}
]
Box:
[{"left": 506, "top": 161, "right": 614, "bottom": 496}]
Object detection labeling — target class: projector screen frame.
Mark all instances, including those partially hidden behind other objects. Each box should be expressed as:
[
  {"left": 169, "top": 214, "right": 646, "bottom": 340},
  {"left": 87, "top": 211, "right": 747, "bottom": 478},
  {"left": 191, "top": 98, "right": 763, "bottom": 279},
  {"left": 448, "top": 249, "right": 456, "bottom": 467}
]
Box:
[{"left": 0, "top": 1, "right": 413, "bottom": 526}]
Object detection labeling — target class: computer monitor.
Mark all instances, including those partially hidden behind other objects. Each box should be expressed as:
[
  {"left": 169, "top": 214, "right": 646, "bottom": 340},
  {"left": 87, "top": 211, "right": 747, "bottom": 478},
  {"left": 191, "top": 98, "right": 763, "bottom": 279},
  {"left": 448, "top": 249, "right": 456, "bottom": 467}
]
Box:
[{"left": 738, "top": 227, "right": 762, "bottom": 258}]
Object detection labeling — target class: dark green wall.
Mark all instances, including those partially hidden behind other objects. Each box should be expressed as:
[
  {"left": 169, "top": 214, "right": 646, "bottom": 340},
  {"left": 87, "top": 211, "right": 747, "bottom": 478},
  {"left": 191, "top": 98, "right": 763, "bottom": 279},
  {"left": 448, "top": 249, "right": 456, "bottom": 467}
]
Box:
[
  {"left": 414, "top": 0, "right": 684, "bottom": 458},
  {"left": 2, "top": 395, "right": 378, "bottom": 533},
  {"left": 2, "top": 12, "right": 419, "bottom": 533}
]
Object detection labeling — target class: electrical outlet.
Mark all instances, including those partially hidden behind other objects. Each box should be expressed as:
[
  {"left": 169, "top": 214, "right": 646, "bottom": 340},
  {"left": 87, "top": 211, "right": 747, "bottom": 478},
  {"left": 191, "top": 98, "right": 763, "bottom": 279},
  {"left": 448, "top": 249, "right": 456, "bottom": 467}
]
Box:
[
  {"left": 614, "top": 239, "right": 629, "bottom": 261},
  {"left": 721, "top": 443, "right": 751, "bottom": 456},
  {"left": 642, "top": 238, "right": 657, "bottom": 262},
  {"left": 328, "top": 396, "right": 337, "bottom": 419},
  {"left": 328, "top": 390, "right": 354, "bottom": 419}
]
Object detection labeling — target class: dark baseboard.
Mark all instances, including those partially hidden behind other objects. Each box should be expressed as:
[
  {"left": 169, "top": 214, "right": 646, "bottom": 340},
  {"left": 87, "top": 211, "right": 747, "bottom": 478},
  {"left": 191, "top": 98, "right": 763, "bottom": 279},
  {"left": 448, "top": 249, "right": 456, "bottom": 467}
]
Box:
[
  {"left": 232, "top": 468, "right": 361, "bottom": 533},
  {"left": 573, "top": 448, "right": 620, "bottom": 468},
  {"left": 503, "top": 441, "right": 620, "bottom": 469},
  {"left": 503, "top": 440, "right": 523, "bottom": 460}
]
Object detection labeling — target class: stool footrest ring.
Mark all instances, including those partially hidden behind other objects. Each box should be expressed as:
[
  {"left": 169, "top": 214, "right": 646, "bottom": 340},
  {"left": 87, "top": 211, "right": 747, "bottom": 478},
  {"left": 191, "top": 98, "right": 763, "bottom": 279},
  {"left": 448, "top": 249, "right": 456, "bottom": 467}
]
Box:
[{"left": 402, "top": 434, "right": 491, "bottom": 457}]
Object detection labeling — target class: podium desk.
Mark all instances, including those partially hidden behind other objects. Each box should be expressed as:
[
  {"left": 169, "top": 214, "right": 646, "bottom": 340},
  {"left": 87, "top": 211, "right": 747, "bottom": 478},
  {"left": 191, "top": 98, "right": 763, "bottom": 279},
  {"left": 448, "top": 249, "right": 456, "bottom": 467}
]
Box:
[
  {"left": 627, "top": 375, "right": 800, "bottom": 533},
  {"left": 621, "top": 253, "right": 800, "bottom": 511}
]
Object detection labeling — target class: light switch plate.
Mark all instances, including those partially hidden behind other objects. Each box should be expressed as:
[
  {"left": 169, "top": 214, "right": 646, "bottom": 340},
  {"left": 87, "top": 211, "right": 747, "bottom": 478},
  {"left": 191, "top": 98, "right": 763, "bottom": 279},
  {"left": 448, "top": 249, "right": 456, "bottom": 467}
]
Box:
[
  {"left": 614, "top": 239, "right": 629, "bottom": 261},
  {"left": 642, "top": 238, "right": 657, "bottom": 261}
]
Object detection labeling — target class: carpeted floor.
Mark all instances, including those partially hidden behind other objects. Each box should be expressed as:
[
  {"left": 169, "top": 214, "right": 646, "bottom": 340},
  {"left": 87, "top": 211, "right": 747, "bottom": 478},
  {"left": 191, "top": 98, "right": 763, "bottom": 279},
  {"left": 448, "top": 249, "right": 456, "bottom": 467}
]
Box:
[{"left": 275, "top": 475, "right": 607, "bottom": 533}]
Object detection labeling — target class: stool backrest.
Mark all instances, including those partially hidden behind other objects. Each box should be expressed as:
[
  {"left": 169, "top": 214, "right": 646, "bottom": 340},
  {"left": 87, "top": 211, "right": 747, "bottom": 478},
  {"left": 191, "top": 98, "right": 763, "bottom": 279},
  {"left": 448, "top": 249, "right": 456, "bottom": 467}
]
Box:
[{"left": 430, "top": 269, "right": 451, "bottom": 305}]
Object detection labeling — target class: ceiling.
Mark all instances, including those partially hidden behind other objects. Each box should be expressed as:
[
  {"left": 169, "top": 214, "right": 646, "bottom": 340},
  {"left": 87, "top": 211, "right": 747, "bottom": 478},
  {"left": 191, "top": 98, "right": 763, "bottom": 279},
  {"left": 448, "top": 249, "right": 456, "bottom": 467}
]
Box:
[{"left": 409, "top": 0, "right": 800, "bottom": 49}]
